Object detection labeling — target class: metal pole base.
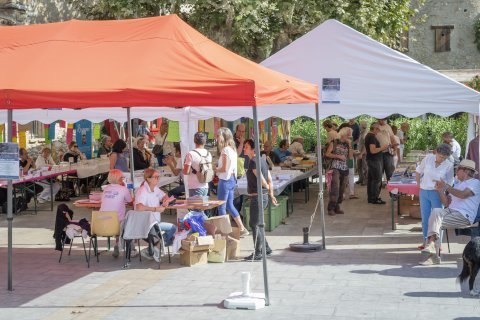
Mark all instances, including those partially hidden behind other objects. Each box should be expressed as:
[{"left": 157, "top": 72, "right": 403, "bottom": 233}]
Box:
[{"left": 289, "top": 227, "right": 323, "bottom": 252}]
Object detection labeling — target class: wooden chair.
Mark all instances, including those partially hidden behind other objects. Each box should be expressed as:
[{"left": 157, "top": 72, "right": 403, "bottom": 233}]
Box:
[{"left": 88, "top": 211, "right": 120, "bottom": 267}]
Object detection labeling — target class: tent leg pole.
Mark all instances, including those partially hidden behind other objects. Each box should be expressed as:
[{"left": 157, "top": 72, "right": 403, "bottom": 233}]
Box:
[
  {"left": 315, "top": 103, "right": 326, "bottom": 250},
  {"left": 252, "top": 106, "right": 270, "bottom": 306},
  {"left": 7, "top": 109, "right": 13, "bottom": 291},
  {"left": 126, "top": 108, "right": 135, "bottom": 186}
]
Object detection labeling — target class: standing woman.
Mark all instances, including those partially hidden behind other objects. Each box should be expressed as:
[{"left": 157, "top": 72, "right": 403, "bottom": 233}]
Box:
[
  {"left": 325, "top": 127, "right": 353, "bottom": 216},
  {"left": 415, "top": 143, "right": 454, "bottom": 249},
  {"left": 216, "top": 127, "right": 249, "bottom": 236},
  {"left": 109, "top": 139, "right": 129, "bottom": 172}
]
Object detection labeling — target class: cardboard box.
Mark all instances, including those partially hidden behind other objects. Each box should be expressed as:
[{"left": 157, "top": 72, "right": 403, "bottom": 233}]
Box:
[
  {"left": 399, "top": 195, "right": 421, "bottom": 218},
  {"left": 208, "top": 239, "right": 227, "bottom": 263},
  {"left": 204, "top": 215, "right": 233, "bottom": 234},
  {"left": 181, "top": 235, "right": 214, "bottom": 252},
  {"left": 179, "top": 249, "right": 209, "bottom": 266},
  {"left": 226, "top": 236, "right": 240, "bottom": 261},
  {"left": 229, "top": 227, "right": 241, "bottom": 240}
]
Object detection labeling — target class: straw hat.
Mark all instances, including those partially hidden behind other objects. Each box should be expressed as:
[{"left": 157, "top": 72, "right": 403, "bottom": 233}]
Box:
[
  {"left": 292, "top": 135, "right": 303, "bottom": 141},
  {"left": 458, "top": 159, "right": 477, "bottom": 173}
]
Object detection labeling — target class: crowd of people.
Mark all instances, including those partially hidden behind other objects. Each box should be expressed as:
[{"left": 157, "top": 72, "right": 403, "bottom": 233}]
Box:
[{"left": 2, "top": 117, "right": 479, "bottom": 266}]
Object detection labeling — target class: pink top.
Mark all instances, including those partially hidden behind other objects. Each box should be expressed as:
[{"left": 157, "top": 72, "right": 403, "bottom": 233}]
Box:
[{"left": 100, "top": 184, "right": 132, "bottom": 221}]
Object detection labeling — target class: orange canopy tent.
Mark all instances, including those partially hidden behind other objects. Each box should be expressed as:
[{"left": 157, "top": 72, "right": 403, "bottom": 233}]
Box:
[
  {"left": 0, "top": 16, "right": 323, "bottom": 300},
  {"left": 0, "top": 14, "right": 317, "bottom": 109}
]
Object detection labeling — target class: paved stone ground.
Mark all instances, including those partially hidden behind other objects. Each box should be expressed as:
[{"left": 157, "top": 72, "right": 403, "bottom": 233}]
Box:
[{"left": 1, "top": 184, "right": 479, "bottom": 320}]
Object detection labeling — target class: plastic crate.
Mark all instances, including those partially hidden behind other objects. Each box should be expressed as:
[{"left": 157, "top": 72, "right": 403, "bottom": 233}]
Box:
[{"left": 242, "top": 197, "right": 286, "bottom": 232}]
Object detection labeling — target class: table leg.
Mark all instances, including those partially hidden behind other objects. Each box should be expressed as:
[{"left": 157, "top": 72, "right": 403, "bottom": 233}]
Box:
[
  {"left": 391, "top": 195, "right": 395, "bottom": 230},
  {"left": 289, "top": 183, "right": 294, "bottom": 215},
  {"left": 50, "top": 178, "right": 54, "bottom": 211}
]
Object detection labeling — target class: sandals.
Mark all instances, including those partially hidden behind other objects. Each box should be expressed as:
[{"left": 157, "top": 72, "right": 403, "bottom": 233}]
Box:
[{"left": 349, "top": 195, "right": 359, "bottom": 199}]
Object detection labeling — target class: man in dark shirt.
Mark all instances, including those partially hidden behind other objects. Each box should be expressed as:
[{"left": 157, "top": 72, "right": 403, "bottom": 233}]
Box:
[
  {"left": 365, "top": 124, "right": 389, "bottom": 204},
  {"left": 349, "top": 118, "right": 360, "bottom": 146},
  {"left": 243, "top": 139, "right": 278, "bottom": 261}
]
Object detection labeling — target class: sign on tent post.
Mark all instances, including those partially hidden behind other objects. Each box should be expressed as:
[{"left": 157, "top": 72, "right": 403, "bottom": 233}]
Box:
[{"left": 0, "top": 143, "right": 19, "bottom": 179}]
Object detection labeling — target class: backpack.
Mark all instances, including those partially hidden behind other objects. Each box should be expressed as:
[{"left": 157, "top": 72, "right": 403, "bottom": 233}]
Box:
[{"left": 191, "top": 150, "right": 214, "bottom": 183}]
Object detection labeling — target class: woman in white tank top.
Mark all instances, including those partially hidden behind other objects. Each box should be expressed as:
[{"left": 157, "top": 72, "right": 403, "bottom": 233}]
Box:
[{"left": 216, "top": 127, "right": 249, "bottom": 236}]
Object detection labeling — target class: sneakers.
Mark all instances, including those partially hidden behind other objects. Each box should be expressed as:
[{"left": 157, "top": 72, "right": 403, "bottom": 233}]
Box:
[
  {"left": 266, "top": 248, "right": 273, "bottom": 256},
  {"left": 140, "top": 248, "right": 153, "bottom": 261},
  {"left": 244, "top": 253, "right": 262, "bottom": 261},
  {"left": 421, "top": 242, "right": 436, "bottom": 254},
  {"left": 240, "top": 228, "right": 250, "bottom": 237},
  {"left": 368, "top": 199, "right": 386, "bottom": 204},
  {"left": 112, "top": 245, "right": 119, "bottom": 258},
  {"left": 419, "top": 254, "right": 441, "bottom": 265}
]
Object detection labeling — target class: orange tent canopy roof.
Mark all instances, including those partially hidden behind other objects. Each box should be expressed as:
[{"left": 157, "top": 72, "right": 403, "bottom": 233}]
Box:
[{"left": 0, "top": 15, "right": 317, "bottom": 110}]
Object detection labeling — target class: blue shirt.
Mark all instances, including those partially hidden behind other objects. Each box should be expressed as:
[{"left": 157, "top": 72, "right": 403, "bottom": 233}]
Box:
[{"left": 274, "top": 148, "right": 291, "bottom": 162}]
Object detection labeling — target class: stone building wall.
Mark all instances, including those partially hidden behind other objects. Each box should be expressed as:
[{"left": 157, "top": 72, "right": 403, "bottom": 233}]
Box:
[{"left": 408, "top": 0, "right": 480, "bottom": 70}]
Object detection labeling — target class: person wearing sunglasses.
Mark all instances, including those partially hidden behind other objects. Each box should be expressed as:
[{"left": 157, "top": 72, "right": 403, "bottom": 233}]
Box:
[
  {"left": 134, "top": 168, "right": 176, "bottom": 262},
  {"left": 420, "top": 160, "right": 480, "bottom": 265}
]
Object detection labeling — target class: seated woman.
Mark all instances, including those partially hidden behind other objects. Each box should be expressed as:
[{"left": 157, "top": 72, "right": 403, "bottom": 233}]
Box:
[
  {"left": 274, "top": 139, "right": 292, "bottom": 163},
  {"left": 35, "top": 147, "right": 61, "bottom": 203},
  {"left": 100, "top": 169, "right": 134, "bottom": 258},
  {"left": 164, "top": 143, "right": 185, "bottom": 197},
  {"left": 63, "top": 141, "right": 89, "bottom": 194},
  {"left": 134, "top": 168, "right": 176, "bottom": 261},
  {"left": 133, "top": 137, "right": 153, "bottom": 170},
  {"left": 110, "top": 139, "right": 129, "bottom": 172}
]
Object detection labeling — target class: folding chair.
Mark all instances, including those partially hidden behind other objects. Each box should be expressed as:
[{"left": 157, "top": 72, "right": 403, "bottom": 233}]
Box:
[
  {"left": 58, "top": 224, "right": 89, "bottom": 266},
  {"left": 442, "top": 205, "right": 480, "bottom": 254},
  {"left": 88, "top": 211, "right": 120, "bottom": 267},
  {"left": 122, "top": 210, "right": 171, "bottom": 269}
]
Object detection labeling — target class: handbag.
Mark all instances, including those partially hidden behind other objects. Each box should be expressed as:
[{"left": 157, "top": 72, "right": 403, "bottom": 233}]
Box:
[{"left": 152, "top": 144, "right": 163, "bottom": 156}]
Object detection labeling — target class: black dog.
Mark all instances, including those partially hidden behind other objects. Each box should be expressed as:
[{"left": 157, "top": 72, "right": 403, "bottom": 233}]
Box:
[{"left": 458, "top": 237, "right": 480, "bottom": 296}]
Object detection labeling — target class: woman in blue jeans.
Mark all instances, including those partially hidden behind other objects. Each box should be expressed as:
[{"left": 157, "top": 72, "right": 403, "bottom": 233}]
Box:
[
  {"left": 415, "top": 144, "right": 454, "bottom": 249},
  {"left": 216, "top": 127, "right": 249, "bottom": 236}
]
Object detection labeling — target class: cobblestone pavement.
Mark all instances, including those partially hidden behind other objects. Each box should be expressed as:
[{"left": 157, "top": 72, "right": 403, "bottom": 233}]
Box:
[{"left": 1, "top": 184, "right": 479, "bottom": 320}]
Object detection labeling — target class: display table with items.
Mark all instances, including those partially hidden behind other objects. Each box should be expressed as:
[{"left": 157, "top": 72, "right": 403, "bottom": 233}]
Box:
[
  {"left": 386, "top": 164, "right": 420, "bottom": 230},
  {"left": 0, "top": 166, "right": 76, "bottom": 214}
]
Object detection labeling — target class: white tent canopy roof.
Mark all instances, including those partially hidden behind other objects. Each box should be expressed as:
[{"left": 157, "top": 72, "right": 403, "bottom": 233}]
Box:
[
  {"left": 255, "top": 19, "right": 480, "bottom": 120},
  {"left": 3, "top": 19, "right": 479, "bottom": 125}
]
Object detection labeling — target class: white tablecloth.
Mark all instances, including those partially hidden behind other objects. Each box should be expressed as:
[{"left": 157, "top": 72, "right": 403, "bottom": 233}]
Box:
[{"left": 236, "top": 168, "right": 318, "bottom": 196}]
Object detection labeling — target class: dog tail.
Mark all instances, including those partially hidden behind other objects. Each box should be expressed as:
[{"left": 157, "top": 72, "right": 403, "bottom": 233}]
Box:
[{"left": 458, "top": 256, "right": 470, "bottom": 283}]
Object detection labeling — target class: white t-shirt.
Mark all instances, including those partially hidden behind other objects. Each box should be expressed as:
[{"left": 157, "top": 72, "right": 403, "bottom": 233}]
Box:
[
  {"left": 134, "top": 183, "right": 166, "bottom": 208},
  {"left": 451, "top": 139, "right": 461, "bottom": 160},
  {"left": 100, "top": 184, "right": 132, "bottom": 221},
  {"left": 35, "top": 155, "right": 55, "bottom": 167},
  {"left": 218, "top": 146, "right": 237, "bottom": 181},
  {"left": 416, "top": 154, "right": 454, "bottom": 190},
  {"left": 184, "top": 148, "right": 212, "bottom": 190},
  {"left": 450, "top": 178, "right": 480, "bottom": 224},
  {"left": 288, "top": 141, "right": 305, "bottom": 156}
]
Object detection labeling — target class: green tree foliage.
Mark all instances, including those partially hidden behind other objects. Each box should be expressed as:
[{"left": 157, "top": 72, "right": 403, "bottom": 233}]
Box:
[
  {"left": 474, "top": 17, "right": 480, "bottom": 52},
  {"left": 290, "top": 114, "right": 468, "bottom": 155},
  {"left": 466, "top": 75, "right": 480, "bottom": 92},
  {"left": 70, "top": 0, "right": 424, "bottom": 61}
]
